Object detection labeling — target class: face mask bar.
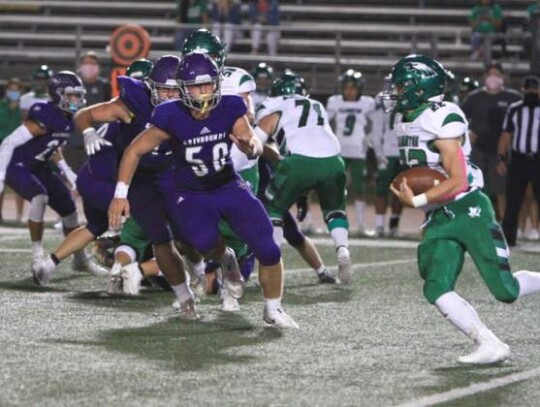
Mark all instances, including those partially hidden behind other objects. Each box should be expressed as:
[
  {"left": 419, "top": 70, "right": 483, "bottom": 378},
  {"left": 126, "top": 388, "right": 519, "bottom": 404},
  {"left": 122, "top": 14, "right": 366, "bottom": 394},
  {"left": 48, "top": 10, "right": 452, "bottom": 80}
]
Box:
[
  {"left": 179, "top": 77, "right": 222, "bottom": 114},
  {"left": 57, "top": 86, "right": 86, "bottom": 113},
  {"left": 379, "top": 75, "right": 398, "bottom": 113}
]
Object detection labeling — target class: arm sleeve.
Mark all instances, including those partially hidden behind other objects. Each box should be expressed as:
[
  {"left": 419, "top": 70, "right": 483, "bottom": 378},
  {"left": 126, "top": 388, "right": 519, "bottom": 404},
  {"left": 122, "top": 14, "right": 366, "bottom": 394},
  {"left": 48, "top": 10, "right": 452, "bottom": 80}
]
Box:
[
  {"left": 0, "top": 125, "right": 33, "bottom": 180},
  {"left": 502, "top": 105, "right": 515, "bottom": 133}
]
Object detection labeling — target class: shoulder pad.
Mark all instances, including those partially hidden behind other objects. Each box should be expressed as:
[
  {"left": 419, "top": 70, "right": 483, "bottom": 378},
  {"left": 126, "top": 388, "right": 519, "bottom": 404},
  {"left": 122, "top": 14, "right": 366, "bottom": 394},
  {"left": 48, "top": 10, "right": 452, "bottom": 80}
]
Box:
[
  {"left": 27, "top": 102, "right": 61, "bottom": 131},
  {"left": 420, "top": 102, "right": 468, "bottom": 139},
  {"left": 118, "top": 76, "right": 151, "bottom": 121}
]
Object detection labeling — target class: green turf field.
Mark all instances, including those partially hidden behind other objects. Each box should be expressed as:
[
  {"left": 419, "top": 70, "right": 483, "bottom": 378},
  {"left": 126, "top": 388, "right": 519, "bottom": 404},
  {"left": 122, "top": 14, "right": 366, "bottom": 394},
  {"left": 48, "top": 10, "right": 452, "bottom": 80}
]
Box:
[{"left": 1, "top": 227, "right": 540, "bottom": 407}]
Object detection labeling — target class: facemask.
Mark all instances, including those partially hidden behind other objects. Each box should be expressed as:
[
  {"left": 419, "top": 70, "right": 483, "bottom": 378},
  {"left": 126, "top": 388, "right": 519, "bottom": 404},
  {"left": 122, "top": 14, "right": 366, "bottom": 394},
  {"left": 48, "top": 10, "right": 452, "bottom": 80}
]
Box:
[
  {"left": 485, "top": 75, "right": 504, "bottom": 91},
  {"left": 6, "top": 90, "right": 21, "bottom": 102},
  {"left": 523, "top": 92, "right": 540, "bottom": 105},
  {"left": 79, "top": 64, "right": 99, "bottom": 79}
]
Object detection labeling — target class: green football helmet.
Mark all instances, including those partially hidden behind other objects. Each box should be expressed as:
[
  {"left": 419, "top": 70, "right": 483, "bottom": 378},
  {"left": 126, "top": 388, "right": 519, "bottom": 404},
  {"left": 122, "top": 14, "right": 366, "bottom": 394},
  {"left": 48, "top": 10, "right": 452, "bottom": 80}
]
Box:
[
  {"left": 340, "top": 69, "right": 364, "bottom": 90},
  {"left": 460, "top": 76, "right": 480, "bottom": 93},
  {"left": 126, "top": 58, "right": 154, "bottom": 80},
  {"left": 252, "top": 62, "right": 274, "bottom": 80},
  {"left": 181, "top": 29, "right": 226, "bottom": 69},
  {"left": 32, "top": 64, "right": 54, "bottom": 80},
  {"left": 270, "top": 72, "right": 308, "bottom": 97},
  {"left": 382, "top": 55, "right": 446, "bottom": 113}
]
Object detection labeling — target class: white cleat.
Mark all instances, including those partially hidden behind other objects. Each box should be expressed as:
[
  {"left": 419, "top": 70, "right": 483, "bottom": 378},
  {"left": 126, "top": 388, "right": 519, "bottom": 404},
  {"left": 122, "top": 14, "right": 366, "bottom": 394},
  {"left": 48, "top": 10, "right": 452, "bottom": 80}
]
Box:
[
  {"left": 121, "top": 263, "right": 143, "bottom": 296},
  {"left": 457, "top": 339, "right": 511, "bottom": 365},
  {"left": 191, "top": 276, "right": 206, "bottom": 301},
  {"left": 72, "top": 252, "right": 109, "bottom": 277},
  {"left": 220, "top": 294, "right": 241, "bottom": 312},
  {"left": 221, "top": 248, "right": 245, "bottom": 299},
  {"left": 107, "top": 263, "right": 123, "bottom": 295},
  {"left": 263, "top": 306, "right": 299, "bottom": 329},
  {"left": 178, "top": 298, "right": 201, "bottom": 321},
  {"left": 337, "top": 246, "right": 352, "bottom": 285},
  {"left": 32, "top": 256, "right": 55, "bottom": 286}
]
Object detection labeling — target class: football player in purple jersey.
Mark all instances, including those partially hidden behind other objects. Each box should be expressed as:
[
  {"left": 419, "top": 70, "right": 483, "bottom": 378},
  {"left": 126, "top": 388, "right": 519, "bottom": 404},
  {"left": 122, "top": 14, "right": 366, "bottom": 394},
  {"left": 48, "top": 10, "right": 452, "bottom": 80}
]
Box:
[
  {"left": 109, "top": 53, "right": 299, "bottom": 328},
  {"left": 0, "top": 71, "right": 107, "bottom": 279}
]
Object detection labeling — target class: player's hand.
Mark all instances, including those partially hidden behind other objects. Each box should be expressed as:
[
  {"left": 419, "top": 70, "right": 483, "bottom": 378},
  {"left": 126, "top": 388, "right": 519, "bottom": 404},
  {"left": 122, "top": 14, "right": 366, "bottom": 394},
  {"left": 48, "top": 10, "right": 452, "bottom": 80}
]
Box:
[
  {"left": 83, "top": 128, "right": 112, "bottom": 156},
  {"left": 389, "top": 177, "right": 415, "bottom": 207},
  {"left": 108, "top": 198, "right": 129, "bottom": 230},
  {"left": 230, "top": 134, "right": 258, "bottom": 157},
  {"left": 296, "top": 195, "right": 308, "bottom": 222},
  {"left": 496, "top": 161, "right": 507, "bottom": 176},
  {"left": 63, "top": 167, "right": 78, "bottom": 191}
]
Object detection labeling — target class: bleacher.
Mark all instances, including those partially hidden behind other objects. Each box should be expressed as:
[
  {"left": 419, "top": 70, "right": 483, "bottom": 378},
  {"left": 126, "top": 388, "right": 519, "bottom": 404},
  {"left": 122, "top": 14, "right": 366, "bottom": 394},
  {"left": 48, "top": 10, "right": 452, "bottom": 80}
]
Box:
[{"left": 0, "top": 0, "right": 535, "bottom": 97}]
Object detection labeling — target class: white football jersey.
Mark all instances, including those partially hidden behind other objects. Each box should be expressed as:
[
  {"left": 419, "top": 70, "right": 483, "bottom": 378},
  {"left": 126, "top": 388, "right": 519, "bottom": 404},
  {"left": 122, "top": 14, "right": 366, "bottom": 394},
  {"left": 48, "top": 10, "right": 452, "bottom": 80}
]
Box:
[
  {"left": 20, "top": 91, "right": 49, "bottom": 112},
  {"left": 370, "top": 107, "right": 399, "bottom": 158},
  {"left": 256, "top": 95, "right": 340, "bottom": 158},
  {"left": 222, "top": 66, "right": 258, "bottom": 172},
  {"left": 252, "top": 91, "right": 268, "bottom": 112},
  {"left": 326, "top": 94, "right": 376, "bottom": 159},
  {"left": 393, "top": 101, "right": 483, "bottom": 208}
]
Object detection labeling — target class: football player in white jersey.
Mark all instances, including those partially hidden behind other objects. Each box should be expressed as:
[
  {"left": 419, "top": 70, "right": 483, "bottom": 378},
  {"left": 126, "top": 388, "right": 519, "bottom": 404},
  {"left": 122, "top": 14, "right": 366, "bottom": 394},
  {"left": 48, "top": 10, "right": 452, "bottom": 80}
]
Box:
[
  {"left": 256, "top": 72, "right": 351, "bottom": 284},
  {"left": 251, "top": 62, "right": 274, "bottom": 111},
  {"left": 327, "top": 69, "right": 376, "bottom": 234},
  {"left": 370, "top": 102, "right": 403, "bottom": 237},
  {"left": 382, "top": 54, "right": 540, "bottom": 364}
]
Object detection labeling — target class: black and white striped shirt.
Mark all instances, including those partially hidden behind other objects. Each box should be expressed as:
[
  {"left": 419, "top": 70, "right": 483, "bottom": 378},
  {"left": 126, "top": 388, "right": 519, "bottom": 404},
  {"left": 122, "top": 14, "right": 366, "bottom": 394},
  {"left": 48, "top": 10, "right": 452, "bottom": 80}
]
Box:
[{"left": 502, "top": 100, "right": 540, "bottom": 154}]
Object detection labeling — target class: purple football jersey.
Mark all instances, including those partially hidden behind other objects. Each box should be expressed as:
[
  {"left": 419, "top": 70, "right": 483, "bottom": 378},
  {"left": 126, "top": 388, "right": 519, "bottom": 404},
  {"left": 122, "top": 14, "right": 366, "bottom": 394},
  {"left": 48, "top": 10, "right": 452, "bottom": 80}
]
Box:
[
  {"left": 117, "top": 76, "right": 172, "bottom": 172},
  {"left": 11, "top": 102, "right": 73, "bottom": 167},
  {"left": 151, "top": 95, "right": 247, "bottom": 191}
]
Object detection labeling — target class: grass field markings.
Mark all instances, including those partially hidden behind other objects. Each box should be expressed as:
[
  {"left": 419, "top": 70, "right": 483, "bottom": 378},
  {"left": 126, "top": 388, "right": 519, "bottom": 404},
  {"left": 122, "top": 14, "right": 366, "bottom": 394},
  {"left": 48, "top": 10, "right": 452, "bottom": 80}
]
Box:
[
  {"left": 394, "top": 366, "right": 540, "bottom": 407},
  {"left": 286, "top": 258, "right": 417, "bottom": 274},
  {"left": 311, "top": 237, "right": 419, "bottom": 249},
  {"left": 0, "top": 248, "right": 32, "bottom": 253}
]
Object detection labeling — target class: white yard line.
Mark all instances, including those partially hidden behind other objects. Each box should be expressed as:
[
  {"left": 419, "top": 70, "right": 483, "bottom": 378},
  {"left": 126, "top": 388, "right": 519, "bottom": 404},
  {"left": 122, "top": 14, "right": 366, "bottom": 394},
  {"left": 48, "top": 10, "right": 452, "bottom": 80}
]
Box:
[
  {"left": 0, "top": 248, "right": 32, "bottom": 253},
  {"left": 287, "top": 258, "right": 416, "bottom": 274},
  {"left": 394, "top": 367, "right": 540, "bottom": 407},
  {"left": 311, "top": 237, "right": 419, "bottom": 249}
]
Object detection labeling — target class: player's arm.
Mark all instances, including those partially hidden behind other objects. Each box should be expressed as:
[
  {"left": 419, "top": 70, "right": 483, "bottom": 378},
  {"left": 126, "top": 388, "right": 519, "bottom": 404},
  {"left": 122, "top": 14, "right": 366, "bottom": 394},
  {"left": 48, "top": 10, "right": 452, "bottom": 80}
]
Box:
[
  {"left": 262, "top": 141, "right": 281, "bottom": 163},
  {"left": 230, "top": 115, "right": 263, "bottom": 158},
  {"left": 496, "top": 131, "right": 512, "bottom": 176},
  {"left": 108, "top": 126, "right": 171, "bottom": 229},
  {"left": 0, "top": 120, "right": 45, "bottom": 193},
  {"left": 391, "top": 138, "right": 468, "bottom": 208},
  {"left": 50, "top": 149, "right": 78, "bottom": 191},
  {"left": 75, "top": 98, "right": 132, "bottom": 155}
]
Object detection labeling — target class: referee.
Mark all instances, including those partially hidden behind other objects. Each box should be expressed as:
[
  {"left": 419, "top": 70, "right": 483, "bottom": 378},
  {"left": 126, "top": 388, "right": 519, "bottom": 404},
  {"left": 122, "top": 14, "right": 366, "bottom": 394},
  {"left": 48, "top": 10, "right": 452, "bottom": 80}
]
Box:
[{"left": 497, "top": 75, "right": 540, "bottom": 246}]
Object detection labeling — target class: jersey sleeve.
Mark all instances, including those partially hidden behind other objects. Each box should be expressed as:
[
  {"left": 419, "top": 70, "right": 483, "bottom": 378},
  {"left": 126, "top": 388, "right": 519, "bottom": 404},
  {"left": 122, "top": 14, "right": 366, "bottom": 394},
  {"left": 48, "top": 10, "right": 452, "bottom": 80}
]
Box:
[
  {"left": 150, "top": 102, "right": 174, "bottom": 133},
  {"left": 255, "top": 97, "right": 281, "bottom": 122},
  {"left": 19, "top": 93, "right": 34, "bottom": 111},
  {"left": 226, "top": 95, "right": 248, "bottom": 120},
  {"left": 326, "top": 95, "right": 337, "bottom": 120},
  {"left": 118, "top": 76, "right": 151, "bottom": 121},
  {"left": 421, "top": 102, "right": 469, "bottom": 139},
  {"left": 237, "top": 71, "right": 256, "bottom": 94}
]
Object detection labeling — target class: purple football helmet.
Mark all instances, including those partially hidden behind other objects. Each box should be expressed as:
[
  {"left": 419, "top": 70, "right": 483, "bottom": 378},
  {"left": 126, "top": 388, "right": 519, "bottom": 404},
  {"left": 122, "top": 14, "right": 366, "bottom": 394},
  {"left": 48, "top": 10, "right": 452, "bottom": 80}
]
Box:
[
  {"left": 176, "top": 52, "right": 222, "bottom": 113},
  {"left": 48, "top": 71, "right": 86, "bottom": 113},
  {"left": 148, "top": 54, "right": 181, "bottom": 106}
]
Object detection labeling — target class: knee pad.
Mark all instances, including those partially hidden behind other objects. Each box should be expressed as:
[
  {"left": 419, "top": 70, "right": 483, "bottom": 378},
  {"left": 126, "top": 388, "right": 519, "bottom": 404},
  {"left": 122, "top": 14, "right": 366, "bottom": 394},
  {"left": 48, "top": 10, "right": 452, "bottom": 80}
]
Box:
[
  {"left": 114, "top": 244, "right": 137, "bottom": 263},
  {"left": 28, "top": 194, "right": 49, "bottom": 222},
  {"left": 62, "top": 212, "right": 79, "bottom": 229},
  {"left": 325, "top": 210, "right": 349, "bottom": 230}
]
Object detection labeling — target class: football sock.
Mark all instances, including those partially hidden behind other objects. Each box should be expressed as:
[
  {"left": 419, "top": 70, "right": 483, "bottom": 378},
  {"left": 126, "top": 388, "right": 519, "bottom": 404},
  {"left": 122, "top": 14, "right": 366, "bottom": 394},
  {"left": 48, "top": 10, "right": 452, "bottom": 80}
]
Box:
[
  {"left": 171, "top": 282, "right": 193, "bottom": 304},
  {"left": 315, "top": 265, "right": 326, "bottom": 275},
  {"left": 435, "top": 291, "right": 497, "bottom": 343},
  {"left": 354, "top": 200, "right": 365, "bottom": 229},
  {"left": 375, "top": 214, "right": 385, "bottom": 229},
  {"left": 515, "top": 270, "right": 540, "bottom": 298},
  {"left": 330, "top": 227, "right": 348, "bottom": 249},
  {"left": 273, "top": 225, "right": 284, "bottom": 247},
  {"left": 187, "top": 258, "right": 205, "bottom": 281},
  {"left": 264, "top": 297, "right": 282, "bottom": 312},
  {"left": 32, "top": 241, "right": 43, "bottom": 258},
  {"left": 389, "top": 214, "right": 400, "bottom": 229}
]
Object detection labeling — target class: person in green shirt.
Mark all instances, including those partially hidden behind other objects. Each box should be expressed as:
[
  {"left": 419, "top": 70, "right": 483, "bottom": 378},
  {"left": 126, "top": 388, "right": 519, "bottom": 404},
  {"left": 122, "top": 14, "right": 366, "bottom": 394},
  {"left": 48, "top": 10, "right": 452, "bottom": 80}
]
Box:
[
  {"left": 174, "top": 0, "right": 210, "bottom": 50},
  {"left": 0, "top": 78, "right": 23, "bottom": 222},
  {"left": 469, "top": 0, "right": 503, "bottom": 60}
]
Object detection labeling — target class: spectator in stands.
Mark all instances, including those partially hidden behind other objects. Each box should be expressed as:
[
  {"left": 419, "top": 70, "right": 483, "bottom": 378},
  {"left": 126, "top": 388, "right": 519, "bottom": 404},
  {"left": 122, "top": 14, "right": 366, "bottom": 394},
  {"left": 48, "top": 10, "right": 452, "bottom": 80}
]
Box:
[
  {"left": 174, "top": 0, "right": 210, "bottom": 51},
  {"left": 66, "top": 51, "right": 111, "bottom": 172},
  {"left": 461, "top": 62, "right": 521, "bottom": 221},
  {"left": 0, "top": 78, "right": 23, "bottom": 223},
  {"left": 211, "top": 0, "right": 242, "bottom": 53},
  {"left": 249, "top": 0, "right": 281, "bottom": 55},
  {"left": 20, "top": 65, "right": 53, "bottom": 118},
  {"left": 469, "top": 0, "right": 503, "bottom": 60},
  {"left": 497, "top": 75, "right": 540, "bottom": 246}
]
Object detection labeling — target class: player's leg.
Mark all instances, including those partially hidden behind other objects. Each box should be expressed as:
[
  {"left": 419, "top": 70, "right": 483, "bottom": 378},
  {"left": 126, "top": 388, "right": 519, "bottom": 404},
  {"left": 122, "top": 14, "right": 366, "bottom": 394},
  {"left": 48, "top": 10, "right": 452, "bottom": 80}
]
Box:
[
  {"left": 316, "top": 156, "right": 351, "bottom": 284},
  {"left": 223, "top": 182, "right": 297, "bottom": 328},
  {"left": 501, "top": 157, "right": 528, "bottom": 246},
  {"left": 348, "top": 158, "right": 366, "bottom": 234}
]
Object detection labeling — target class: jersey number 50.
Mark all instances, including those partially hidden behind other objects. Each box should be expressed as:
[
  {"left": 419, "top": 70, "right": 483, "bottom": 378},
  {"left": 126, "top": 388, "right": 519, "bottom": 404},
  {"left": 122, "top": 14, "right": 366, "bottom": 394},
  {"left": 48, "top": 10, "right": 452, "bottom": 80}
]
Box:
[{"left": 186, "top": 142, "right": 228, "bottom": 177}]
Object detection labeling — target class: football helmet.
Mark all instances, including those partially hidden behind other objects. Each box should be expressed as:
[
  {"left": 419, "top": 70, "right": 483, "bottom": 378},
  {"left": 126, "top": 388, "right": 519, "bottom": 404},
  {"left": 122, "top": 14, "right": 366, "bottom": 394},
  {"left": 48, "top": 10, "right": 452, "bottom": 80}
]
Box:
[
  {"left": 148, "top": 55, "right": 181, "bottom": 106},
  {"left": 381, "top": 55, "right": 446, "bottom": 113},
  {"left": 181, "top": 29, "right": 226, "bottom": 69},
  {"left": 32, "top": 64, "right": 54, "bottom": 81},
  {"left": 48, "top": 71, "right": 86, "bottom": 113},
  {"left": 270, "top": 72, "right": 308, "bottom": 97},
  {"left": 460, "top": 76, "right": 480, "bottom": 94},
  {"left": 177, "top": 52, "right": 222, "bottom": 113},
  {"left": 340, "top": 69, "right": 364, "bottom": 90},
  {"left": 126, "top": 58, "right": 154, "bottom": 81},
  {"left": 252, "top": 62, "right": 274, "bottom": 93}
]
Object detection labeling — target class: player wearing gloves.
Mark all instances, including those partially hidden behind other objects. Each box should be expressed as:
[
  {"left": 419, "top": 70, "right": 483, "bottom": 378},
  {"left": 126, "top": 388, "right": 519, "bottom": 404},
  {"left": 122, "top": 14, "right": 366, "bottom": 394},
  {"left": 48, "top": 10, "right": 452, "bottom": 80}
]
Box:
[
  {"left": 0, "top": 71, "right": 101, "bottom": 277},
  {"left": 384, "top": 54, "right": 540, "bottom": 365}
]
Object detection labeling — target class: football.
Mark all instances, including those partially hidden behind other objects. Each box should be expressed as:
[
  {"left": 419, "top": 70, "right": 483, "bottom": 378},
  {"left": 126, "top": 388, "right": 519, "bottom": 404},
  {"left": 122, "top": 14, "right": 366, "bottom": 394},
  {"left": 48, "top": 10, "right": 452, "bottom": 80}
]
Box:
[{"left": 391, "top": 166, "right": 447, "bottom": 195}]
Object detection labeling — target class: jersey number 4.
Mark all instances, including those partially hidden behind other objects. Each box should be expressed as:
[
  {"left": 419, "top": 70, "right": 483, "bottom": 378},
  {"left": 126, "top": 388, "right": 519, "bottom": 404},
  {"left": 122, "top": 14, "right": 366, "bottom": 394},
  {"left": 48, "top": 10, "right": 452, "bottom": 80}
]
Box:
[{"left": 186, "top": 142, "right": 228, "bottom": 177}]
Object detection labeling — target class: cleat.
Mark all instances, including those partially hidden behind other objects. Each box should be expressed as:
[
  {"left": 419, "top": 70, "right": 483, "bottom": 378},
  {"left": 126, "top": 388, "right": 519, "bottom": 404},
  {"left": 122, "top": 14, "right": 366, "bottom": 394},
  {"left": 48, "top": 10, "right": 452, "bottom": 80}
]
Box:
[
  {"left": 337, "top": 246, "right": 352, "bottom": 285},
  {"left": 72, "top": 252, "right": 109, "bottom": 276},
  {"left": 220, "top": 292, "right": 241, "bottom": 312},
  {"left": 221, "top": 248, "right": 245, "bottom": 299},
  {"left": 32, "top": 255, "right": 55, "bottom": 286},
  {"left": 178, "top": 298, "right": 200, "bottom": 321},
  {"left": 191, "top": 276, "right": 206, "bottom": 301},
  {"left": 107, "top": 263, "right": 123, "bottom": 294},
  {"left": 317, "top": 269, "right": 338, "bottom": 284},
  {"left": 263, "top": 306, "right": 299, "bottom": 329},
  {"left": 374, "top": 226, "right": 385, "bottom": 238},
  {"left": 388, "top": 227, "right": 401, "bottom": 238},
  {"left": 121, "top": 263, "right": 143, "bottom": 296},
  {"left": 457, "top": 339, "right": 511, "bottom": 365}
]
